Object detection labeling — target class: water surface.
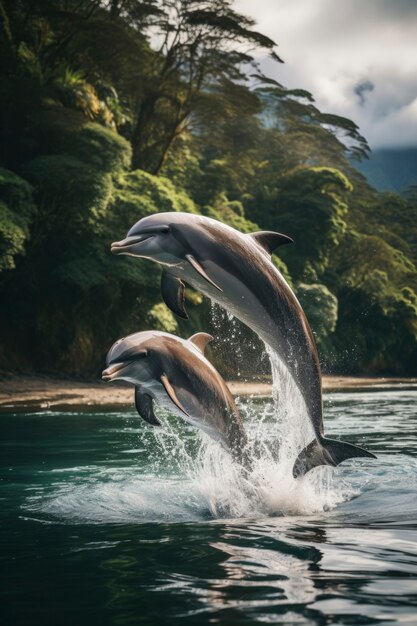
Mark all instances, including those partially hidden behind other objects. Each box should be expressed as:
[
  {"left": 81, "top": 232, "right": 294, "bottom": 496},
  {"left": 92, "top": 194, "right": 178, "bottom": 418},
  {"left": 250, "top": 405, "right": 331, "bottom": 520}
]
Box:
[{"left": 1, "top": 389, "right": 417, "bottom": 625}]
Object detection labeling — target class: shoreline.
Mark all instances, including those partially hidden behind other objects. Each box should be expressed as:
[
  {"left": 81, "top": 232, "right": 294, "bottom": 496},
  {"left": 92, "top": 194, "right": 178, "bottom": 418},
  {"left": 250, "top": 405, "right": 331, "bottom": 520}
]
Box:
[{"left": 0, "top": 375, "right": 416, "bottom": 413}]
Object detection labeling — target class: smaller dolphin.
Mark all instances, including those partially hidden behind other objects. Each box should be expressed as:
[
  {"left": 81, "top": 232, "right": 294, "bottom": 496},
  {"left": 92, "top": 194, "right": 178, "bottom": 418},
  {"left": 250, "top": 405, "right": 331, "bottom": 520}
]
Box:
[{"left": 102, "top": 330, "right": 248, "bottom": 464}]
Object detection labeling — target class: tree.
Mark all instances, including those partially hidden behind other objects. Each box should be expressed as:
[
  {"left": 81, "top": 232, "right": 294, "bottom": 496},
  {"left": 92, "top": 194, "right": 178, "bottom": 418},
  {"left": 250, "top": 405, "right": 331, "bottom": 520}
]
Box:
[
  {"left": 0, "top": 0, "right": 416, "bottom": 378},
  {"left": 265, "top": 166, "right": 352, "bottom": 282},
  {"left": 125, "top": 0, "right": 281, "bottom": 172},
  {"left": 0, "top": 168, "right": 36, "bottom": 272}
]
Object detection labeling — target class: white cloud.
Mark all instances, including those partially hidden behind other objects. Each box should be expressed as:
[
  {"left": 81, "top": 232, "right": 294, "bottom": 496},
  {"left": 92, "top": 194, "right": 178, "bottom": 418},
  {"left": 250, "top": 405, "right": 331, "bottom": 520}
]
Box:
[{"left": 236, "top": 0, "right": 417, "bottom": 148}]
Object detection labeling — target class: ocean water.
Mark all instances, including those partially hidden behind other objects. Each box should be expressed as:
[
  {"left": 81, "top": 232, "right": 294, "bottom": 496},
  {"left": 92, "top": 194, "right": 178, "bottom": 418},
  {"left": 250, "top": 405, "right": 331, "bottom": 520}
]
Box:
[{"left": 1, "top": 387, "right": 417, "bottom": 625}]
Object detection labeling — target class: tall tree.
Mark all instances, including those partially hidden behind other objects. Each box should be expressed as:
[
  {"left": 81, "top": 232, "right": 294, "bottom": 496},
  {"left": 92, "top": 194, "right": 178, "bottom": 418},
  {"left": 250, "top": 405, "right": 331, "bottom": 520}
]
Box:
[{"left": 125, "top": 0, "right": 281, "bottom": 172}]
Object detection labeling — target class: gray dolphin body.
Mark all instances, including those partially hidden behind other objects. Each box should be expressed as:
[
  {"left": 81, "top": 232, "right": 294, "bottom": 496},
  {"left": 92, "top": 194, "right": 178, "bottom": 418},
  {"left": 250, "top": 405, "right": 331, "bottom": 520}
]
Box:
[
  {"left": 102, "top": 330, "right": 248, "bottom": 463},
  {"left": 111, "top": 212, "right": 376, "bottom": 476}
]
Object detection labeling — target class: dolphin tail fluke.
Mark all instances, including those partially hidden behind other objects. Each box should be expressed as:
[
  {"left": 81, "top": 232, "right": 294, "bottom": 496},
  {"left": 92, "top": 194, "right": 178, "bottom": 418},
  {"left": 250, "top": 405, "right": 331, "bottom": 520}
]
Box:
[{"left": 292, "top": 437, "right": 376, "bottom": 478}]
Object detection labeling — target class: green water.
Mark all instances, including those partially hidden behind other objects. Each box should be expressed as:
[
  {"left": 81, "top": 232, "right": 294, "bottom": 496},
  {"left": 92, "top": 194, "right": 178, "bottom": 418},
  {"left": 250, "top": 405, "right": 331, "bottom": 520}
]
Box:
[{"left": 1, "top": 389, "right": 417, "bottom": 625}]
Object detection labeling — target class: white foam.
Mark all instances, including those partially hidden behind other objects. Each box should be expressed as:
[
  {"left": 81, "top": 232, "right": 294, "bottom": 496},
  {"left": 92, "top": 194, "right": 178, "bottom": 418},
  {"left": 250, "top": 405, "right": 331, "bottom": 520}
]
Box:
[
  {"left": 189, "top": 309, "right": 357, "bottom": 519},
  {"left": 151, "top": 349, "right": 354, "bottom": 519},
  {"left": 192, "top": 421, "right": 353, "bottom": 520}
]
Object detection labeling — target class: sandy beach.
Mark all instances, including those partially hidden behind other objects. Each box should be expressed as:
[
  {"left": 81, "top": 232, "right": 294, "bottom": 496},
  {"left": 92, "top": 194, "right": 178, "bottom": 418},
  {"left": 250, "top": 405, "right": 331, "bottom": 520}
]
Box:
[{"left": 0, "top": 375, "right": 416, "bottom": 413}]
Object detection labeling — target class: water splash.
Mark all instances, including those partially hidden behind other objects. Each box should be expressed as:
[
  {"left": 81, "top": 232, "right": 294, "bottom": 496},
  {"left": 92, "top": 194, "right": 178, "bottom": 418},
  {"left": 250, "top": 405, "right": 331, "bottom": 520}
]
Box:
[
  {"left": 266, "top": 345, "right": 313, "bottom": 459},
  {"left": 31, "top": 397, "right": 355, "bottom": 525},
  {"left": 153, "top": 346, "right": 353, "bottom": 519},
  {"left": 193, "top": 303, "right": 354, "bottom": 518},
  {"left": 193, "top": 407, "right": 353, "bottom": 520},
  {"left": 31, "top": 314, "right": 357, "bottom": 524}
]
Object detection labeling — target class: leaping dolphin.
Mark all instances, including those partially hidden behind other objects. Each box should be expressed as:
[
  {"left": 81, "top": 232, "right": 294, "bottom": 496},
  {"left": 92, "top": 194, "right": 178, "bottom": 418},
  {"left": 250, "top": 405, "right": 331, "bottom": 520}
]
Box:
[
  {"left": 102, "top": 330, "right": 248, "bottom": 464},
  {"left": 111, "top": 212, "right": 376, "bottom": 476}
]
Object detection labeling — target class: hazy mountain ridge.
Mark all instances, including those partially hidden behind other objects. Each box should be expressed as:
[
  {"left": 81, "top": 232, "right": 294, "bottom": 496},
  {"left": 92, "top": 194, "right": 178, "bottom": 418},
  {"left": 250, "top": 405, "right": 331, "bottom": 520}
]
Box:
[{"left": 356, "top": 147, "right": 417, "bottom": 193}]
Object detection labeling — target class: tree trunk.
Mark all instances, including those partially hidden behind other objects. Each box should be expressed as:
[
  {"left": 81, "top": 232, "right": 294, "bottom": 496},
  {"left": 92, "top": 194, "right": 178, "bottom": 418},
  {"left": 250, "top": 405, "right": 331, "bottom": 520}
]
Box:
[{"left": 131, "top": 95, "right": 157, "bottom": 170}]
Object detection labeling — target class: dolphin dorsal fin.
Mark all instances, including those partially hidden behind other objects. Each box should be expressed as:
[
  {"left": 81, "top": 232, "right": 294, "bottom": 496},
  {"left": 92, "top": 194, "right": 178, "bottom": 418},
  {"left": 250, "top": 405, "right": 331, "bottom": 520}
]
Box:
[
  {"left": 249, "top": 231, "right": 293, "bottom": 255},
  {"left": 188, "top": 332, "right": 213, "bottom": 354}
]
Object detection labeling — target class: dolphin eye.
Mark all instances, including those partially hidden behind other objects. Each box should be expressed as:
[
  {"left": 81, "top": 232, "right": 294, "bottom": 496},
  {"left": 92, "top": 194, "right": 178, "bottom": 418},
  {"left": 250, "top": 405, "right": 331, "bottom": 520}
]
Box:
[
  {"left": 160, "top": 226, "right": 170, "bottom": 234},
  {"left": 137, "top": 350, "right": 148, "bottom": 358}
]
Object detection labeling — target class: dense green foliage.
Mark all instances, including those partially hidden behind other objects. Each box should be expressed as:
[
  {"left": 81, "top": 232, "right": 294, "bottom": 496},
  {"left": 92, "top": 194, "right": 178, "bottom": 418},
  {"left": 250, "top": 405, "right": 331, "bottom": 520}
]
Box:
[{"left": 1, "top": 0, "right": 416, "bottom": 377}]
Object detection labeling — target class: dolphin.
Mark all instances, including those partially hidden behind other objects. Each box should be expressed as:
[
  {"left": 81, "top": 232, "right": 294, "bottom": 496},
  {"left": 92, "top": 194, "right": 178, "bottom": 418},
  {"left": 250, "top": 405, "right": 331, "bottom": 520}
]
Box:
[
  {"left": 111, "top": 212, "right": 376, "bottom": 477},
  {"left": 102, "top": 330, "right": 248, "bottom": 464}
]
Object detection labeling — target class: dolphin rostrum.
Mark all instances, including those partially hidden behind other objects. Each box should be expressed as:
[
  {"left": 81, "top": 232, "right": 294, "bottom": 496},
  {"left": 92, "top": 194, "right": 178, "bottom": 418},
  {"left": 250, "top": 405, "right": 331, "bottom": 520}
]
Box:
[
  {"left": 111, "top": 212, "right": 376, "bottom": 476},
  {"left": 102, "top": 330, "right": 248, "bottom": 464}
]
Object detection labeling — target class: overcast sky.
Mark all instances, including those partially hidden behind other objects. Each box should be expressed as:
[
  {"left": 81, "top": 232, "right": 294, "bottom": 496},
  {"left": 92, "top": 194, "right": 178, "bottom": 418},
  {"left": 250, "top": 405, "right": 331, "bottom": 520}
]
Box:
[{"left": 236, "top": 0, "right": 417, "bottom": 150}]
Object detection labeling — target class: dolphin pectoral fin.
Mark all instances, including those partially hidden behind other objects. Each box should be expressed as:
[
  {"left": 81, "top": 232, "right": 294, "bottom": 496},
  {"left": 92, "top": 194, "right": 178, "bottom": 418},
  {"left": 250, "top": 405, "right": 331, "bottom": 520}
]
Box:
[
  {"left": 293, "top": 437, "right": 376, "bottom": 478},
  {"left": 161, "top": 270, "right": 188, "bottom": 319},
  {"left": 160, "top": 374, "right": 189, "bottom": 417},
  {"left": 188, "top": 332, "right": 213, "bottom": 354},
  {"left": 185, "top": 255, "right": 223, "bottom": 292},
  {"left": 134, "top": 388, "right": 161, "bottom": 426},
  {"left": 249, "top": 231, "right": 294, "bottom": 255}
]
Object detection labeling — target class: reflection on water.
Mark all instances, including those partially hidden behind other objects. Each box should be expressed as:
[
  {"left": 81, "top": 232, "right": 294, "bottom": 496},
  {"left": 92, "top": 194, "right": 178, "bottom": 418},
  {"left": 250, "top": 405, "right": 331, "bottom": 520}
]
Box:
[{"left": 1, "top": 388, "right": 417, "bottom": 625}]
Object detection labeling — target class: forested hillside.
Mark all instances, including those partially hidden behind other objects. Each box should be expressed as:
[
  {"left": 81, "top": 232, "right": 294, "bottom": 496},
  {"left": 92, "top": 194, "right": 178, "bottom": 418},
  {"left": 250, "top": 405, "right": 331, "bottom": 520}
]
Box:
[{"left": 1, "top": 0, "right": 417, "bottom": 377}]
